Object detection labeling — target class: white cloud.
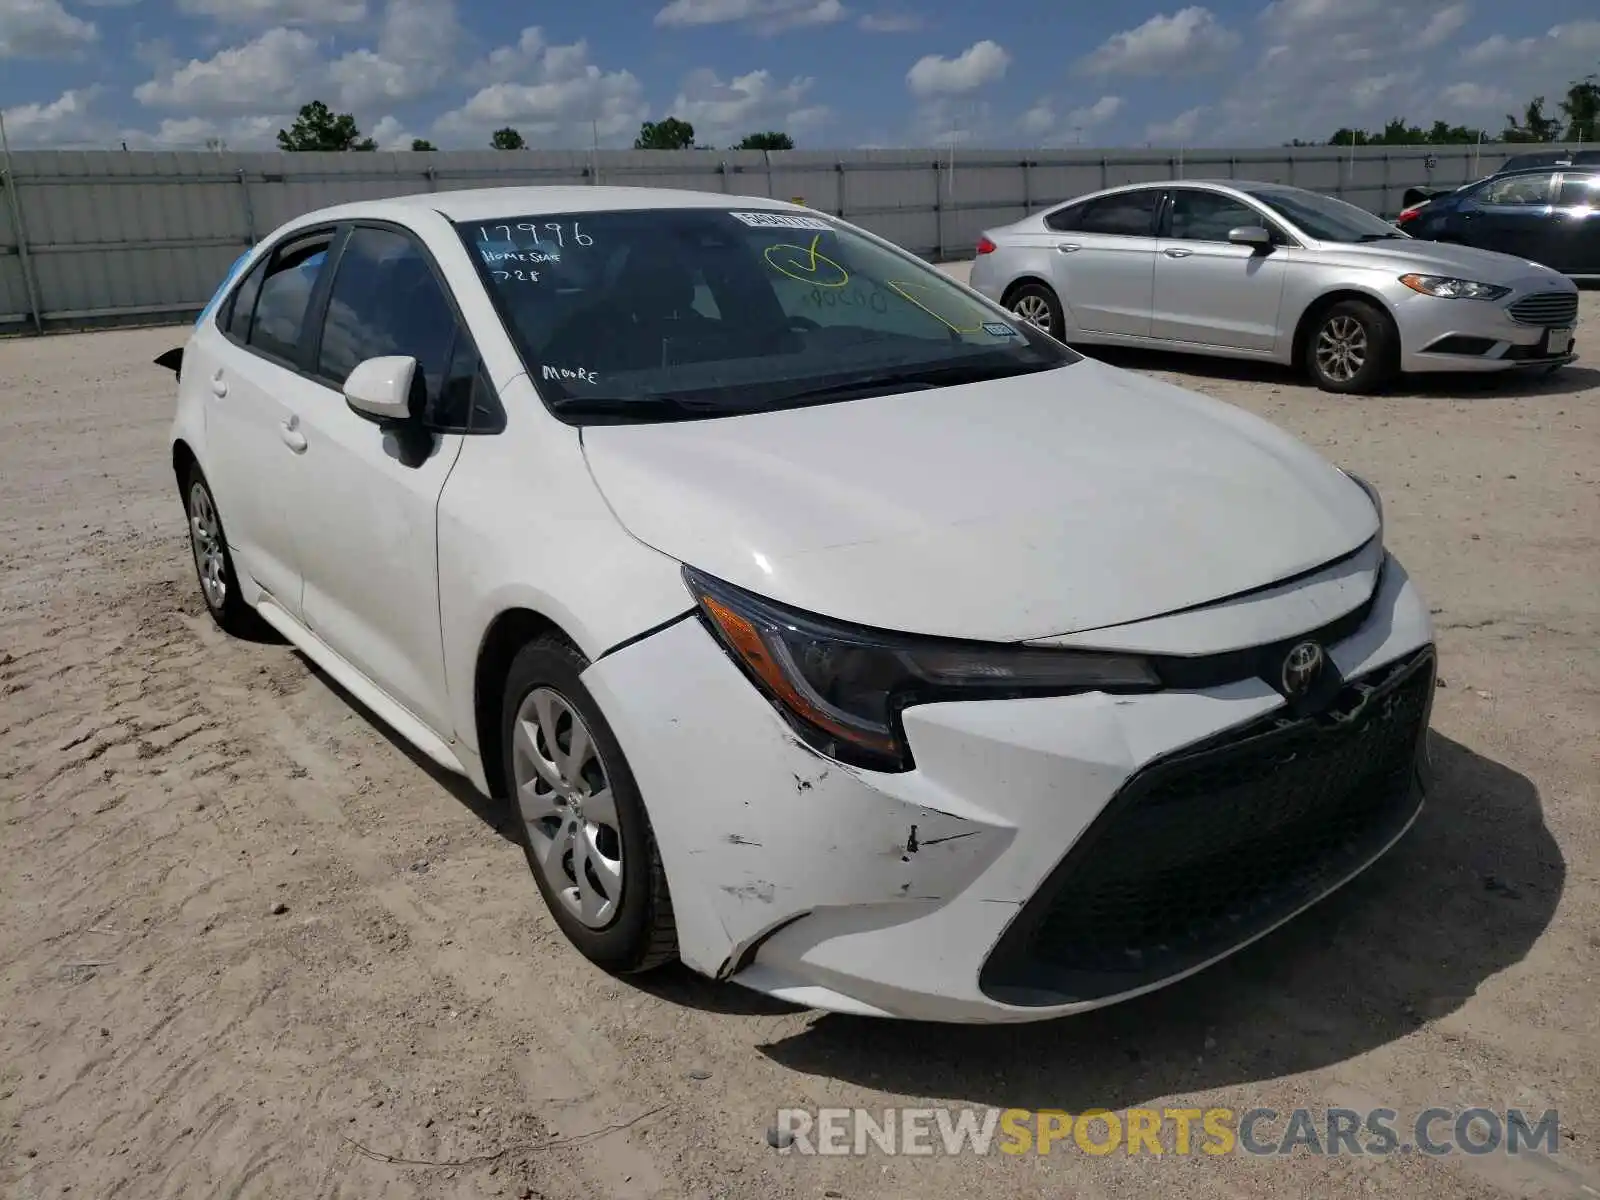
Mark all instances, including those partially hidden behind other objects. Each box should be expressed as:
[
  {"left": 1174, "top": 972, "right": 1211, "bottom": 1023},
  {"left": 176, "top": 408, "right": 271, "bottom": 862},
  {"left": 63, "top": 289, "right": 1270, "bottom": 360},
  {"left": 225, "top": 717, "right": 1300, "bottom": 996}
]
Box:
[
  {"left": 367, "top": 114, "right": 421, "bottom": 149},
  {"left": 434, "top": 31, "right": 648, "bottom": 147},
  {"left": 1259, "top": 0, "right": 1385, "bottom": 35},
  {"left": 1145, "top": 105, "right": 1205, "bottom": 143},
  {"left": 1019, "top": 94, "right": 1123, "bottom": 141},
  {"left": 125, "top": 114, "right": 287, "bottom": 149},
  {"left": 329, "top": 0, "right": 463, "bottom": 109},
  {"left": 0, "top": 86, "right": 103, "bottom": 146},
  {"left": 905, "top": 40, "right": 1009, "bottom": 98},
  {"left": 667, "top": 67, "right": 831, "bottom": 145},
  {"left": 1461, "top": 19, "right": 1600, "bottom": 66},
  {"left": 653, "top": 0, "right": 848, "bottom": 34},
  {"left": 1077, "top": 7, "right": 1238, "bottom": 77},
  {"left": 1416, "top": 3, "right": 1470, "bottom": 49},
  {"left": 858, "top": 10, "right": 920, "bottom": 32},
  {"left": 0, "top": 0, "right": 96, "bottom": 58},
  {"left": 174, "top": 0, "right": 366, "bottom": 25},
  {"left": 132, "top": 27, "right": 321, "bottom": 113}
]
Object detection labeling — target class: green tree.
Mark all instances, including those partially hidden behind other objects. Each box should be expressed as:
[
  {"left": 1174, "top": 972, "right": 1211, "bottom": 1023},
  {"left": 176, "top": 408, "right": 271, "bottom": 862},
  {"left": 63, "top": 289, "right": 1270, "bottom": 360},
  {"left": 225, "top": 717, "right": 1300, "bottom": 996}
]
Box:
[
  {"left": 410, "top": 137, "right": 437, "bottom": 151},
  {"left": 491, "top": 127, "right": 527, "bottom": 150},
  {"left": 736, "top": 130, "right": 794, "bottom": 150},
  {"left": 276, "top": 101, "right": 377, "bottom": 152},
  {"left": 634, "top": 117, "right": 696, "bottom": 149},
  {"left": 1502, "top": 97, "right": 1563, "bottom": 143},
  {"left": 1560, "top": 66, "right": 1600, "bottom": 142}
]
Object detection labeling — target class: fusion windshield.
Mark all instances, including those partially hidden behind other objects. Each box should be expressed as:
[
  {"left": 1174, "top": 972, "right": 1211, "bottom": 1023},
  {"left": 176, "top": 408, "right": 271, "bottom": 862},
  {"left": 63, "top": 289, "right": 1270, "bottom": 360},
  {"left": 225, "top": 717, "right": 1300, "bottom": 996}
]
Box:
[
  {"left": 1240, "top": 186, "right": 1411, "bottom": 243},
  {"left": 459, "top": 207, "right": 1078, "bottom": 422}
]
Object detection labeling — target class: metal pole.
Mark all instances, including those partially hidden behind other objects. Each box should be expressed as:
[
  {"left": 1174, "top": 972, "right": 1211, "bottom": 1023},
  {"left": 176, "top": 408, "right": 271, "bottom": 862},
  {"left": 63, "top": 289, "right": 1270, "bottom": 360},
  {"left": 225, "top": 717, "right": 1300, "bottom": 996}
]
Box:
[
  {"left": 0, "top": 110, "right": 45, "bottom": 335},
  {"left": 236, "top": 168, "right": 257, "bottom": 247}
]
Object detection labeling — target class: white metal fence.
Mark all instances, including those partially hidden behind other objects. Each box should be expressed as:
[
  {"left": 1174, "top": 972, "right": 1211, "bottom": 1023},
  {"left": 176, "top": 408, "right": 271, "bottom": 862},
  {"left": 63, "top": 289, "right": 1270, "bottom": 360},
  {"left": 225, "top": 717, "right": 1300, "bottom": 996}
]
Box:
[{"left": 0, "top": 142, "right": 1574, "bottom": 334}]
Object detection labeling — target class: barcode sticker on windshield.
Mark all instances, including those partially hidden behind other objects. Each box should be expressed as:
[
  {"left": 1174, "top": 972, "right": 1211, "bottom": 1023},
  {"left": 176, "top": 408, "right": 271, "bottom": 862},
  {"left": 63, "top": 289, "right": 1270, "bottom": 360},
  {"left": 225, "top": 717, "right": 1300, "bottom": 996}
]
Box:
[{"left": 729, "top": 211, "right": 834, "bottom": 231}]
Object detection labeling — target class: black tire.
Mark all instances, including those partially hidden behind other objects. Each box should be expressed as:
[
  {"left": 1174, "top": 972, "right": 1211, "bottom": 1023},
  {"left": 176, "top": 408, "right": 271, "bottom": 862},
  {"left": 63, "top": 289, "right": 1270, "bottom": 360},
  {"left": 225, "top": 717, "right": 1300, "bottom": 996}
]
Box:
[
  {"left": 499, "top": 635, "right": 677, "bottom": 974},
  {"left": 182, "top": 464, "right": 261, "bottom": 636},
  {"left": 1303, "top": 298, "right": 1398, "bottom": 395},
  {"left": 1004, "top": 280, "right": 1067, "bottom": 342}
]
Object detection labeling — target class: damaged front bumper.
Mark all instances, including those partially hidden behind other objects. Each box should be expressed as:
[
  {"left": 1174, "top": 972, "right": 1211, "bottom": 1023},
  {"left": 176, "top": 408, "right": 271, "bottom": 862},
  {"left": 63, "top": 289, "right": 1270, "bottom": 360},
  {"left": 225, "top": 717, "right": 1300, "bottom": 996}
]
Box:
[{"left": 580, "top": 554, "right": 1436, "bottom": 1024}]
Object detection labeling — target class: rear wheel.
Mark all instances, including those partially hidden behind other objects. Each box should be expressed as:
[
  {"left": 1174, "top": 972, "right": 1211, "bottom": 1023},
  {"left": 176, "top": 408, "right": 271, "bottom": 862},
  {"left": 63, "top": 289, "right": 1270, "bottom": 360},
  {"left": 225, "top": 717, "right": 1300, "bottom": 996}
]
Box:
[
  {"left": 1304, "top": 299, "right": 1397, "bottom": 394},
  {"left": 183, "top": 465, "right": 259, "bottom": 636},
  {"left": 500, "top": 636, "right": 676, "bottom": 974},
  {"left": 1005, "top": 281, "right": 1065, "bottom": 341}
]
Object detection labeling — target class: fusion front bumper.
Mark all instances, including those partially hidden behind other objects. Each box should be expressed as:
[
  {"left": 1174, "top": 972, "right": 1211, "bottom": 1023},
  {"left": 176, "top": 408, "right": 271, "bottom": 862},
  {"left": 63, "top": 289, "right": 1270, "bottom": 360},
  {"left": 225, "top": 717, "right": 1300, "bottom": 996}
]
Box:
[
  {"left": 1395, "top": 283, "right": 1580, "bottom": 374},
  {"left": 580, "top": 553, "right": 1435, "bottom": 1024}
]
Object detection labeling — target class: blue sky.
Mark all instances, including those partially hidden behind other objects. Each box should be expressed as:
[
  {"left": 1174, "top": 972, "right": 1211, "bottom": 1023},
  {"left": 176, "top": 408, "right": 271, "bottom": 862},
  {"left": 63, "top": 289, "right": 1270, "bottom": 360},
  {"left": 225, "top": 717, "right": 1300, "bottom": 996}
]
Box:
[{"left": 2, "top": 1, "right": 1597, "bottom": 151}]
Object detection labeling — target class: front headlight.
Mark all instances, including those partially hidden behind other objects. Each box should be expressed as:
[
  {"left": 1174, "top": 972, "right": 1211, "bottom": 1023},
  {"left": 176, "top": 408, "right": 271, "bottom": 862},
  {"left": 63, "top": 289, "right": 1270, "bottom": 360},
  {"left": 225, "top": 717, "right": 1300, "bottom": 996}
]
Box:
[
  {"left": 1398, "top": 273, "right": 1509, "bottom": 301},
  {"left": 683, "top": 566, "right": 1160, "bottom": 772}
]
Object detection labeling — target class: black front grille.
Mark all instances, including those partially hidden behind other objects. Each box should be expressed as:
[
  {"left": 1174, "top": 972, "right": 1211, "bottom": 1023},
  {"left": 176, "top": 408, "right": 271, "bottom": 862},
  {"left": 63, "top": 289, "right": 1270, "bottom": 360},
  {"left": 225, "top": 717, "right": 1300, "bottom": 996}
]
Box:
[
  {"left": 1508, "top": 292, "right": 1579, "bottom": 327},
  {"left": 980, "top": 647, "right": 1435, "bottom": 1006}
]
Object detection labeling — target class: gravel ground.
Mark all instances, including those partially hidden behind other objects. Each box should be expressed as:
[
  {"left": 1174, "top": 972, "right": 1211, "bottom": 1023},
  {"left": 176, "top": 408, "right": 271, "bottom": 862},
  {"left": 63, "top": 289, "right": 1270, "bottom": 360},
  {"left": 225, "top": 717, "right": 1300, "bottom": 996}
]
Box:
[{"left": 2, "top": 286, "right": 1597, "bottom": 1200}]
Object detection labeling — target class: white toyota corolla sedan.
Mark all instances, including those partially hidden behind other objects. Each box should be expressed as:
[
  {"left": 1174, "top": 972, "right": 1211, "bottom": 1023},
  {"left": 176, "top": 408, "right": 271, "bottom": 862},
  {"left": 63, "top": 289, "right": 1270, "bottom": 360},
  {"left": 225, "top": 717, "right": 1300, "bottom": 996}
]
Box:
[{"left": 163, "top": 185, "right": 1436, "bottom": 1024}]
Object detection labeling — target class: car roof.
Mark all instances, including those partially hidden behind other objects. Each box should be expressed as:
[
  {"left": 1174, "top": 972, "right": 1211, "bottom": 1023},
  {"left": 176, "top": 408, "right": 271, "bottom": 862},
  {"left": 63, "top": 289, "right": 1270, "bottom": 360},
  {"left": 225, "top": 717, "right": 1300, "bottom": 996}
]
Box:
[{"left": 287, "top": 185, "right": 801, "bottom": 228}]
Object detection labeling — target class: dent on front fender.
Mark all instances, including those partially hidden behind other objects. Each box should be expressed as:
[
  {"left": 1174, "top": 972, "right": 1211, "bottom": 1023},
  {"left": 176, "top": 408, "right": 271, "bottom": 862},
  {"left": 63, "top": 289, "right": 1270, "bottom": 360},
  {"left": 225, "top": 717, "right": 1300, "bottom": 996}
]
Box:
[{"left": 579, "top": 616, "right": 1012, "bottom": 977}]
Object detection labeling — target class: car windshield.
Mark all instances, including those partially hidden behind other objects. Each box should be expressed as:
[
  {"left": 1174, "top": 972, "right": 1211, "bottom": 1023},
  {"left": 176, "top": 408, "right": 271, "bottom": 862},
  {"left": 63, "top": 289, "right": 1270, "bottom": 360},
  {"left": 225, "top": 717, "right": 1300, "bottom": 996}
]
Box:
[
  {"left": 458, "top": 207, "right": 1078, "bottom": 423},
  {"left": 1239, "top": 186, "right": 1410, "bottom": 243}
]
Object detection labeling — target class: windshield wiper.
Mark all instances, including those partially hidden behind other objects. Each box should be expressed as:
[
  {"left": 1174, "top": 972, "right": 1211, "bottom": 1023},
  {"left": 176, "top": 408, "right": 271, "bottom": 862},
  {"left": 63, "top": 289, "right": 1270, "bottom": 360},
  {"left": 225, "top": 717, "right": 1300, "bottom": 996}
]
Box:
[
  {"left": 549, "top": 393, "right": 725, "bottom": 420},
  {"left": 766, "top": 360, "right": 1057, "bottom": 408}
]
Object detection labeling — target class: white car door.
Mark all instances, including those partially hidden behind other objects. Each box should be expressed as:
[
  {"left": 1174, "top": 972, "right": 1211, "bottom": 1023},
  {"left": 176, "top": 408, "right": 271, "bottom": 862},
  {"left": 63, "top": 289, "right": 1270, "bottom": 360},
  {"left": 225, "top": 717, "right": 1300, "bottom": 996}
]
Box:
[
  {"left": 1046, "top": 188, "right": 1162, "bottom": 337},
  {"left": 1153, "top": 188, "right": 1289, "bottom": 352},
  {"left": 275, "top": 222, "right": 480, "bottom": 737},
  {"left": 202, "top": 228, "right": 339, "bottom": 614}
]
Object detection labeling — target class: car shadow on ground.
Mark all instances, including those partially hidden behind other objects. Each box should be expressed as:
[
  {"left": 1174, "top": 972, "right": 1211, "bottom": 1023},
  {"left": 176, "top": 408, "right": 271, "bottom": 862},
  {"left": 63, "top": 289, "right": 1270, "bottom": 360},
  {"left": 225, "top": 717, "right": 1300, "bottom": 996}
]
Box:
[
  {"left": 745, "top": 732, "right": 1563, "bottom": 1111},
  {"left": 1084, "top": 346, "right": 1600, "bottom": 399},
  {"left": 292, "top": 654, "right": 521, "bottom": 846}
]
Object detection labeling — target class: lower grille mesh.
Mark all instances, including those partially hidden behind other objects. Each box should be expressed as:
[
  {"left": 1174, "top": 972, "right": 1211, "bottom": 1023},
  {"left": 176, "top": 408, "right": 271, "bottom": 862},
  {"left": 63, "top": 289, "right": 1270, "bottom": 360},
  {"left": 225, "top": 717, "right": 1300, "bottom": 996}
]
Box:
[{"left": 980, "top": 647, "right": 1435, "bottom": 1005}]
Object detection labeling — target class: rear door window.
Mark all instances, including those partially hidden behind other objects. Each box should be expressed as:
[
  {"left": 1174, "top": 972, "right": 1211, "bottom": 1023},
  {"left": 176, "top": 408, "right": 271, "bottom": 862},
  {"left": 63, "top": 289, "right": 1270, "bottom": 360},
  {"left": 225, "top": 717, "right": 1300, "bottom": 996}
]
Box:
[
  {"left": 1556, "top": 173, "right": 1599, "bottom": 207},
  {"left": 1074, "top": 190, "right": 1163, "bottom": 236},
  {"left": 1478, "top": 173, "right": 1557, "bottom": 207},
  {"left": 248, "top": 232, "right": 334, "bottom": 363}
]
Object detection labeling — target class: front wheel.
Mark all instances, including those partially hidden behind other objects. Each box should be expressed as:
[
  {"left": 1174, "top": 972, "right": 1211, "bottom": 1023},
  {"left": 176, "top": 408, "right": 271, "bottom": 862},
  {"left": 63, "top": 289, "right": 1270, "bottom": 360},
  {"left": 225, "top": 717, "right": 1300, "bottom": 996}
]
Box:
[
  {"left": 500, "top": 636, "right": 677, "bottom": 974},
  {"left": 1304, "top": 299, "right": 1397, "bottom": 394}
]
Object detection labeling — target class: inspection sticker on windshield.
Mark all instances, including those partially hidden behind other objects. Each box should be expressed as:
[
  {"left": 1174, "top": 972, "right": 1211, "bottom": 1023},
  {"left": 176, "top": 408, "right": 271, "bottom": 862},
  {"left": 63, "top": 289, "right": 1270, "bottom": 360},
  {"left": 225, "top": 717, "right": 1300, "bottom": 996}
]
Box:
[
  {"left": 728, "top": 211, "right": 834, "bottom": 230},
  {"left": 982, "top": 321, "right": 1020, "bottom": 338}
]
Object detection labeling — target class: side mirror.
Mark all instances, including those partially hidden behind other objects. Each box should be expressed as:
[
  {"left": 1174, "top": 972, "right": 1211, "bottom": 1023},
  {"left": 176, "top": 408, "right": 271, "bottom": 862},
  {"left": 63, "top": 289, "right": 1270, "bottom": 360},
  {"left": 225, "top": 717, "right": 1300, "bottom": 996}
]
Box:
[
  {"left": 344, "top": 355, "right": 418, "bottom": 423},
  {"left": 1227, "top": 225, "right": 1273, "bottom": 250}
]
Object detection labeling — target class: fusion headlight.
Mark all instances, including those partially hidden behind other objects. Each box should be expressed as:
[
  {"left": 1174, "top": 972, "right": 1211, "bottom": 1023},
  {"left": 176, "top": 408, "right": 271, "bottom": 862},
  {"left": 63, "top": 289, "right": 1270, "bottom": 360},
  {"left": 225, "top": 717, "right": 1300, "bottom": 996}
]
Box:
[
  {"left": 683, "top": 566, "right": 1160, "bottom": 772},
  {"left": 1398, "top": 273, "right": 1509, "bottom": 301}
]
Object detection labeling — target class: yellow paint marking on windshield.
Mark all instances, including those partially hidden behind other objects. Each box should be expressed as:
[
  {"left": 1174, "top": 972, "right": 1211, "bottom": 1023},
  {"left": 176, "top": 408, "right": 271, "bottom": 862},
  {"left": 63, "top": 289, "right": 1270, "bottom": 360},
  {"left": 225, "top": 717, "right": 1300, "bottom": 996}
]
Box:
[
  {"left": 764, "top": 234, "right": 850, "bottom": 287},
  {"left": 885, "top": 280, "right": 985, "bottom": 333}
]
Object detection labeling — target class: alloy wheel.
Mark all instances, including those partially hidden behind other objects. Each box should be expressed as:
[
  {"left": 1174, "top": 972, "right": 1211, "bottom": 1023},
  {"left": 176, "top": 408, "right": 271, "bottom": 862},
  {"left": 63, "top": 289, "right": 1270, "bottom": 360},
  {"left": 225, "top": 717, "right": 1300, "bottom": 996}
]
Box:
[
  {"left": 1315, "top": 314, "right": 1368, "bottom": 384},
  {"left": 1011, "top": 293, "right": 1053, "bottom": 334},
  {"left": 187, "top": 482, "right": 227, "bottom": 612},
  {"left": 511, "top": 686, "right": 623, "bottom": 929}
]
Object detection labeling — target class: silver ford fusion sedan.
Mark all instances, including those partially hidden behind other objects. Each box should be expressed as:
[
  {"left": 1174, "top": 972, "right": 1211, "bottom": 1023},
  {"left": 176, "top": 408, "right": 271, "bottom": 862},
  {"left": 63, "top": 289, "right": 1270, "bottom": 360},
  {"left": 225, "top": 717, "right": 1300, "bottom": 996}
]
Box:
[{"left": 968, "top": 179, "right": 1580, "bottom": 394}]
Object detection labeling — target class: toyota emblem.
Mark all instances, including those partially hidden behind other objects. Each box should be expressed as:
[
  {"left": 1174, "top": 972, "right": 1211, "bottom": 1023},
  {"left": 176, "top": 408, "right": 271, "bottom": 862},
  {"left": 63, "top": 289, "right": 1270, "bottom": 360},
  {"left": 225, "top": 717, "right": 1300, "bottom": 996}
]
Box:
[{"left": 1281, "top": 641, "right": 1325, "bottom": 697}]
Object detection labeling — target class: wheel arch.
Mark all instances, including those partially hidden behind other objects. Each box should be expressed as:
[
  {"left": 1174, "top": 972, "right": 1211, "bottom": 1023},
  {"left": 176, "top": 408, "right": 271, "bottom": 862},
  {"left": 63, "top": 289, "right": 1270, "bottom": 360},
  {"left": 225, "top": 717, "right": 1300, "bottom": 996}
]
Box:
[
  {"left": 1289, "top": 287, "right": 1400, "bottom": 370},
  {"left": 1000, "top": 274, "right": 1058, "bottom": 306},
  {"left": 472, "top": 607, "right": 582, "bottom": 800},
  {"left": 172, "top": 439, "right": 199, "bottom": 495}
]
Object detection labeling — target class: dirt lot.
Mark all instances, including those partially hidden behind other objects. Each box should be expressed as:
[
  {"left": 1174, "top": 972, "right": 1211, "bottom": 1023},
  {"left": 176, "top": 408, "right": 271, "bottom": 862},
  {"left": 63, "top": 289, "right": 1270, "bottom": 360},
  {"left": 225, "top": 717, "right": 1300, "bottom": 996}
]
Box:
[{"left": 2, "top": 289, "right": 1598, "bottom": 1200}]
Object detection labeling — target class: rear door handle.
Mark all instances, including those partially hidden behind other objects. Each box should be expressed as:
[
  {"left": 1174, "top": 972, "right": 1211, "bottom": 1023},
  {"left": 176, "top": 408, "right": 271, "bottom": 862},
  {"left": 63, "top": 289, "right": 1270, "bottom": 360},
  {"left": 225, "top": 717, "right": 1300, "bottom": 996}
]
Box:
[
  {"left": 1056, "top": 242, "right": 1081, "bottom": 253},
  {"left": 1164, "top": 247, "right": 1193, "bottom": 258},
  {"left": 210, "top": 372, "right": 228, "bottom": 398},
  {"left": 279, "top": 414, "right": 307, "bottom": 453}
]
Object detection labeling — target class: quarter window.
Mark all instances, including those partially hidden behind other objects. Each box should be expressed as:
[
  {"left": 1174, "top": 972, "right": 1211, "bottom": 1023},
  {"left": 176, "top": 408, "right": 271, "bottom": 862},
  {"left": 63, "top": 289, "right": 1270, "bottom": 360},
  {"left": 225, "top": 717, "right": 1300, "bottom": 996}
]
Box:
[
  {"left": 1478, "top": 173, "right": 1556, "bottom": 207},
  {"left": 1168, "top": 191, "right": 1267, "bottom": 242},
  {"left": 1073, "top": 190, "right": 1163, "bottom": 237},
  {"left": 224, "top": 259, "right": 266, "bottom": 342},
  {"left": 1043, "top": 202, "right": 1085, "bottom": 232}
]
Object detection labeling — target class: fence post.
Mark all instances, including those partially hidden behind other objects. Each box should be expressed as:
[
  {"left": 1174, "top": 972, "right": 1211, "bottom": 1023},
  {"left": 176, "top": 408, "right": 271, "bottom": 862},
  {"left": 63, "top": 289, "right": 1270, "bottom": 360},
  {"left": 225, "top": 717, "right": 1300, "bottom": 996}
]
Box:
[
  {"left": 835, "top": 160, "right": 846, "bottom": 219},
  {"left": 933, "top": 160, "right": 946, "bottom": 261},
  {"left": 0, "top": 166, "right": 44, "bottom": 335},
  {"left": 1021, "top": 158, "right": 1031, "bottom": 213},
  {"left": 236, "top": 168, "right": 257, "bottom": 248}
]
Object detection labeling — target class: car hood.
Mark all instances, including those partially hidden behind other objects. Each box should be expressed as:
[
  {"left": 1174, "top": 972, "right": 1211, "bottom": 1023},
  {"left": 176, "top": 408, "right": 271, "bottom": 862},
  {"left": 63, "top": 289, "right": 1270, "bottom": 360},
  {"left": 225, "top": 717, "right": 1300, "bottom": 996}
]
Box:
[
  {"left": 1315, "top": 237, "right": 1572, "bottom": 288},
  {"left": 580, "top": 359, "right": 1379, "bottom": 643}
]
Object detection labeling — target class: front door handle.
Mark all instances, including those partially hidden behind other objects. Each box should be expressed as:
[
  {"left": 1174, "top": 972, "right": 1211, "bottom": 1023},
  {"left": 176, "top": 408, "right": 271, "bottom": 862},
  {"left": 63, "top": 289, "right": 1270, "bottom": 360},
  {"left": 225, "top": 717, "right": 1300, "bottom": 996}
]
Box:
[
  {"left": 211, "top": 372, "right": 228, "bottom": 398},
  {"left": 1056, "top": 242, "right": 1081, "bottom": 253},
  {"left": 1164, "top": 247, "right": 1193, "bottom": 258},
  {"left": 279, "top": 414, "right": 307, "bottom": 453}
]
